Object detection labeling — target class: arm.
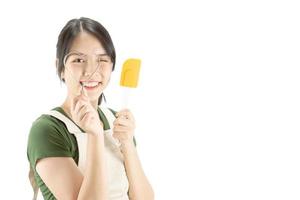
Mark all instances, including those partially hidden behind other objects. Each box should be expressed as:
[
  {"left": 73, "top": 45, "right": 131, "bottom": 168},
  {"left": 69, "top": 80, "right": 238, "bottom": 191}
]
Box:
[
  {"left": 77, "top": 133, "right": 108, "bottom": 199},
  {"left": 36, "top": 133, "right": 108, "bottom": 200},
  {"left": 36, "top": 91, "right": 109, "bottom": 199},
  {"left": 113, "top": 109, "right": 154, "bottom": 200},
  {"left": 121, "top": 141, "right": 155, "bottom": 200}
]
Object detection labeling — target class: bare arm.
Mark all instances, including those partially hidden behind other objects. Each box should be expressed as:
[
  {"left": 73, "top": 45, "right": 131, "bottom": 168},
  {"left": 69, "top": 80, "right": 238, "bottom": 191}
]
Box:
[
  {"left": 36, "top": 133, "right": 108, "bottom": 200},
  {"left": 121, "top": 141, "right": 154, "bottom": 200},
  {"left": 77, "top": 134, "right": 108, "bottom": 200},
  {"left": 113, "top": 109, "right": 154, "bottom": 200}
]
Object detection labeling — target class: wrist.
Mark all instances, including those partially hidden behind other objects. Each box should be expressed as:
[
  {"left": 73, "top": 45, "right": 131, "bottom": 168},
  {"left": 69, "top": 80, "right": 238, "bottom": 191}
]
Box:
[
  {"left": 87, "top": 129, "right": 104, "bottom": 137},
  {"left": 120, "top": 139, "right": 135, "bottom": 152},
  {"left": 87, "top": 132, "right": 105, "bottom": 144}
]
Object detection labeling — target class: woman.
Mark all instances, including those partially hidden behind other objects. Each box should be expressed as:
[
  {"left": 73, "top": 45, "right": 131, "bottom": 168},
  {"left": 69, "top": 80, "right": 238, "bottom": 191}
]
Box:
[{"left": 27, "top": 17, "right": 154, "bottom": 200}]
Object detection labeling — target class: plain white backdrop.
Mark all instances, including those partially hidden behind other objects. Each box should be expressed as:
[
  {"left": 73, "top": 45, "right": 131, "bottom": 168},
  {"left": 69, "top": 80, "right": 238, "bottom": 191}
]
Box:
[{"left": 0, "top": 0, "right": 299, "bottom": 199}]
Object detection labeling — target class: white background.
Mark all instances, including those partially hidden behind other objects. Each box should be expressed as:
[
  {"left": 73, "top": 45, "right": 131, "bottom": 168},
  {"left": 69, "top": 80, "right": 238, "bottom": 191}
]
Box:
[{"left": 0, "top": 0, "right": 299, "bottom": 199}]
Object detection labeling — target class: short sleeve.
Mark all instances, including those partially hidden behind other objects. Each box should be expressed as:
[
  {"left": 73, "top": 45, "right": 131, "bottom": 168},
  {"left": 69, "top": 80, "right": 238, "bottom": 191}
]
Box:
[
  {"left": 27, "top": 116, "right": 72, "bottom": 171},
  {"left": 108, "top": 108, "right": 137, "bottom": 147}
]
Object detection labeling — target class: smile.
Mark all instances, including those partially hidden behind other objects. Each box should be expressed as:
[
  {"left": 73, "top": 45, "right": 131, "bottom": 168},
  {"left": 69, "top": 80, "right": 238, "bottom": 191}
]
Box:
[{"left": 80, "top": 81, "right": 102, "bottom": 90}]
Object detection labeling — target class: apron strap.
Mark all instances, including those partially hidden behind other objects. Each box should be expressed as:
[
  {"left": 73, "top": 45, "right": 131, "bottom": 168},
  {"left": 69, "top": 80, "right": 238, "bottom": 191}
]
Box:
[
  {"left": 29, "top": 164, "right": 38, "bottom": 200},
  {"left": 46, "top": 110, "right": 87, "bottom": 174},
  {"left": 99, "top": 107, "right": 121, "bottom": 147},
  {"left": 45, "top": 110, "right": 82, "bottom": 134},
  {"left": 99, "top": 107, "right": 115, "bottom": 130}
]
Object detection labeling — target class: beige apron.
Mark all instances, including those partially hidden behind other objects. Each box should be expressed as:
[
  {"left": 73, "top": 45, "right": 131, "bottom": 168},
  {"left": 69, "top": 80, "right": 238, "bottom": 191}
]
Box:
[{"left": 28, "top": 106, "right": 129, "bottom": 200}]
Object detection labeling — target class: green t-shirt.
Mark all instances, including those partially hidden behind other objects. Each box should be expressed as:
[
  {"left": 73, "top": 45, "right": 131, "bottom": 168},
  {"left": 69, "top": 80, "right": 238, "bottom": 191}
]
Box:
[{"left": 27, "top": 107, "right": 136, "bottom": 200}]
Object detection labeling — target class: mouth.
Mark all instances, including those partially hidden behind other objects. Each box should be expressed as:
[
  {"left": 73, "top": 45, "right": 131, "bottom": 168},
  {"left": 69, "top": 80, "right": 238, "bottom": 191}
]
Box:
[{"left": 79, "top": 81, "right": 102, "bottom": 90}]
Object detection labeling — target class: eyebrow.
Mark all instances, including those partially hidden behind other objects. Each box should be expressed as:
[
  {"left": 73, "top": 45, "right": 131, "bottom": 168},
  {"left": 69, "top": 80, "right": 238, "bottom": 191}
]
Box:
[{"left": 69, "top": 50, "right": 109, "bottom": 56}]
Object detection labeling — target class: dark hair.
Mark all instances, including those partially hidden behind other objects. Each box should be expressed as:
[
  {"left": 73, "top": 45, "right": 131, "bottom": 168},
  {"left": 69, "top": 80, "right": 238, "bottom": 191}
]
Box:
[{"left": 56, "top": 17, "right": 116, "bottom": 105}]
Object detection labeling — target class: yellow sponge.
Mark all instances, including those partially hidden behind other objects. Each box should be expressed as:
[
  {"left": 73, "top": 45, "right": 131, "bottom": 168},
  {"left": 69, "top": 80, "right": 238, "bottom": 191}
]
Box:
[{"left": 120, "top": 58, "right": 141, "bottom": 88}]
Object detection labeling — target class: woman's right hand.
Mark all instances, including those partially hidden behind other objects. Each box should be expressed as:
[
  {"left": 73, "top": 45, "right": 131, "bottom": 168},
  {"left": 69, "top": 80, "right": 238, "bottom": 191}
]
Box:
[{"left": 70, "top": 89, "right": 103, "bottom": 135}]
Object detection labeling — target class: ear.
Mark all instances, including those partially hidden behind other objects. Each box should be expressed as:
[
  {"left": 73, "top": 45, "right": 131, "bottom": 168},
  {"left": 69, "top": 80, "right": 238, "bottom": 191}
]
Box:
[{"left": 56, "top": 58, "right": 65, "bottom": 80}]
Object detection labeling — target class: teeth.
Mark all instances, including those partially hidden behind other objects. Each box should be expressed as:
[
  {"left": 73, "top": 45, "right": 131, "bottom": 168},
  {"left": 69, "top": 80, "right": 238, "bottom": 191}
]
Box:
[{"left": 82, "top": 82, "right": 99, "bottom": 87}]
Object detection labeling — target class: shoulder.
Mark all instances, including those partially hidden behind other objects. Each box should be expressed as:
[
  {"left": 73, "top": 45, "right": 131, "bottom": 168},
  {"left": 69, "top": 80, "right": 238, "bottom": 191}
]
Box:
[
  {"left": 29, "top": 114, "right": 63, "bottom": 137},
  {"left": 28, "top": 114, "right": 70, "bottom": 148},
  {"left": 27, "top": 114, "right": 73, "bottom": 171}
]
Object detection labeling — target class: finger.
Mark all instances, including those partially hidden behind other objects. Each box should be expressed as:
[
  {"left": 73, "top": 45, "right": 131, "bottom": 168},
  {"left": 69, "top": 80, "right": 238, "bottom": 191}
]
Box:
[
  {"left": 116, "top": 109, "right": 134, "bottom": 121},
  {"left": 122, "top": 109, "right": 134, "bottom": 119},
  {"left": 78, "top": 104, "right": 92, "bottom": 122},
  {"left": 113, "top": 118, "right": 132, "bottom": 127},
  {"left": 74, "top": 100, "right": 90, "bottom": 122},
  {"left": 72, "top": 86, "right": 89, "bottom": 107},
  {"left": 72, "top": 94, "right": 87, "bottom": 112},
  {"left": 78, "top": 107, "right": 89, "bottom": 122},
  {"left": 113, "top": 125, "right": 131, "bottom": 132},
  {"left": 113, "top": 131, "right": 127, "bottom": 140},
  {"left": 74, "top": 99, "right": 86, "bottom": 115},
  {"left": 116, "top": 109, "right": 130, "bottom": 116},
  {"left": 80, "top": 110, "right": 93, "bottom": 124},
  {"left": 81, "top": 87, "right": 88, "bottom": 98}
]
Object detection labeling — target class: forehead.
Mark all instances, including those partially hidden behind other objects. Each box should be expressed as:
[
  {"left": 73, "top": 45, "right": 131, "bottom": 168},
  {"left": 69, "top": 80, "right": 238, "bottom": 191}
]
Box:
[{"left": 69, "top": 31, "right": 106, "bottom": 55}]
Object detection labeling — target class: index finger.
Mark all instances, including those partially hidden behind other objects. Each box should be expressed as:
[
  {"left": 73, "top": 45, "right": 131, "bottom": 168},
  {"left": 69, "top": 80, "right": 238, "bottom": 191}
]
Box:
[
  {"left": 116, "top": 109, "right": 135, "bottom": 121},
  {"left": 72, "top": 88, "right": 88, "bottom": 111}
]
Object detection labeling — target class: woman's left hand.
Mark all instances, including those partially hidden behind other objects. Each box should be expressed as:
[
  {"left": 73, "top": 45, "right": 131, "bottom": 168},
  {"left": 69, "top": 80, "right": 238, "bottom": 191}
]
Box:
[{"left": 113, "top": 109, "right": 136, "bottom": 146}]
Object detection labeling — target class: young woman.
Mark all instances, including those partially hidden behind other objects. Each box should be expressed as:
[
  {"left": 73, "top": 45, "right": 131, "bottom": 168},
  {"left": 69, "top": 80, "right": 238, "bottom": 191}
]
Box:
[{"left": 27, "top": 17, "right": 154, "bottom": 200}]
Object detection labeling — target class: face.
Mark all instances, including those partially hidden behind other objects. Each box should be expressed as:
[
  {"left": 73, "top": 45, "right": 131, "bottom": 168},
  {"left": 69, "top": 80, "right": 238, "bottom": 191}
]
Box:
[{"left": 61, "top": 31, "right": 113, "bottom": 102}]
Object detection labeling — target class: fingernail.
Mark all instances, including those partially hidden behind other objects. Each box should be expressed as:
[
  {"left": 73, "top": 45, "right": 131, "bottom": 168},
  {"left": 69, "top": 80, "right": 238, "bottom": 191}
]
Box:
[{"left": 82, "top": 87, "right": 87, "bottom": 96}]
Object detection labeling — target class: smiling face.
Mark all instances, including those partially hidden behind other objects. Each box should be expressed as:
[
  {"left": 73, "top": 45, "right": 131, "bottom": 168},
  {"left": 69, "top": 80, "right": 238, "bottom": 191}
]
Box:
[{"left": 61, "top": 31, "right": 113, "bottom": 103}]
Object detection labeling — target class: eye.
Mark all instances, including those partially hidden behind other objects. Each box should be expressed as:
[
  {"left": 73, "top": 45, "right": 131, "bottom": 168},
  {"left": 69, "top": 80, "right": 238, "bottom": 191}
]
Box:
[
  {"left": 100, "top": 59, "right": 109, "bottom": 62},
  {"left": 97, "top": 56, "right": 111, "bottom": 63},
  {"left": 73, "top": 58, "right": 85, "bottom": 63}
]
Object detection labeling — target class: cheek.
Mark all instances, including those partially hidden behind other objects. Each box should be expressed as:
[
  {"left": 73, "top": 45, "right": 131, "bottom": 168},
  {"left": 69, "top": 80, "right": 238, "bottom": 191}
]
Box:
[
  {"left": 64, "top": 73, "right": 81, "bottom": 91},
  {"left": 102, "top": 71, "right": 112, "bottom": 84},
  {"left": 65, "top": 68, "right": 82, "bottom": 80}
]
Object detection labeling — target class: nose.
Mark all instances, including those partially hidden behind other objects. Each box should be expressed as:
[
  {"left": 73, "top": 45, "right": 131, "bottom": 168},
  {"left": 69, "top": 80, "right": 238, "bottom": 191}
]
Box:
[{"left": 83, "top": 60, "right": 100, "bottom": 77}]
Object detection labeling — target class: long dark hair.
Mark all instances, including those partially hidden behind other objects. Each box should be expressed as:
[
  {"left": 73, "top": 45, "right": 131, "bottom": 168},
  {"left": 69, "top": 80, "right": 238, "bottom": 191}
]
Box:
[{"left": 56, "top": 17, "right": 116, "bottom": 105}]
